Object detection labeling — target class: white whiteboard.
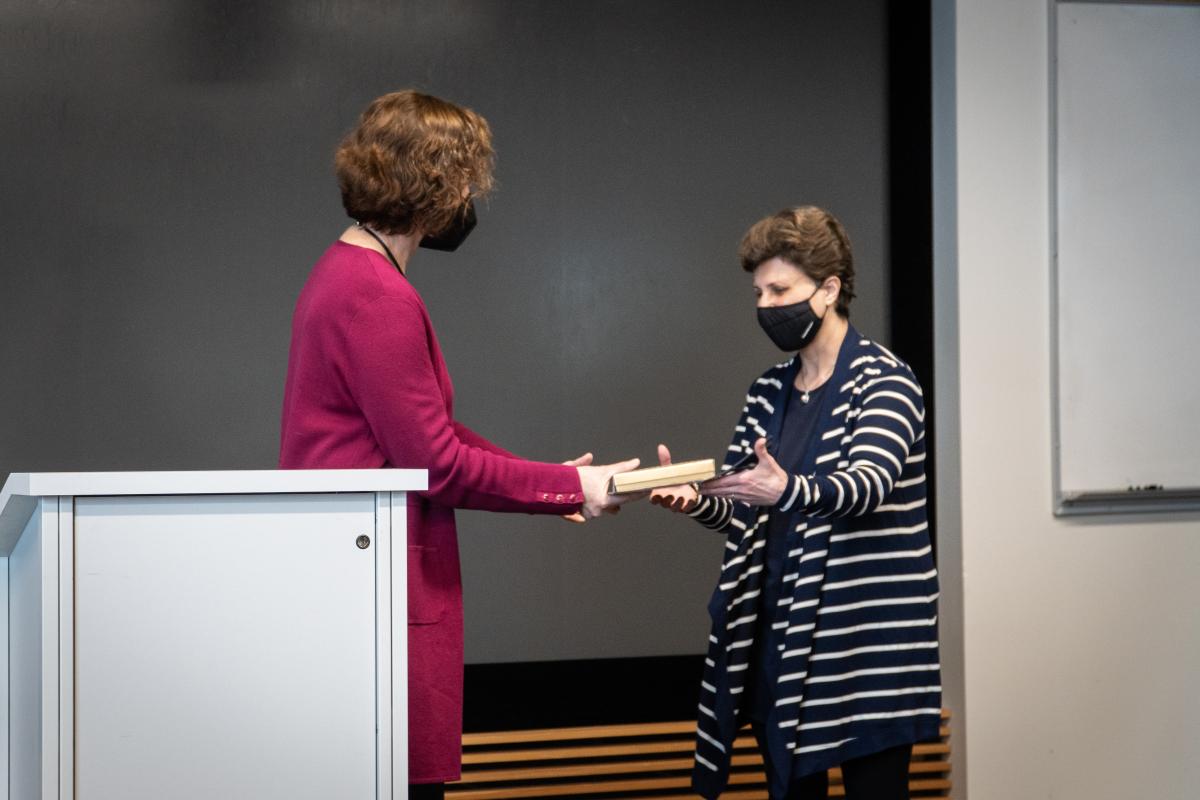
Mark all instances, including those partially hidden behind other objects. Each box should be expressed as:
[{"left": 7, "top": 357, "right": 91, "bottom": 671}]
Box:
[{"left": 1052, "top": 2, "right": 1200, "bottom": 513}]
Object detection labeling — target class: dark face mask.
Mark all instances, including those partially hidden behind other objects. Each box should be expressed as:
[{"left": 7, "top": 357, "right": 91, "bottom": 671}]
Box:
[
  {"left": 757, "top": 287, "right": 827, "bottom": 352},
  {"left": 419, "top": 200, "right": 477, "bottom": 251}
]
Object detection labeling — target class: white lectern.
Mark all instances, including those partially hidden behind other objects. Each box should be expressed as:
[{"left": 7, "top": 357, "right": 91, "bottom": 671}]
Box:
[{"left": 0, "top": 469, "right": 427, "bottom": 800}]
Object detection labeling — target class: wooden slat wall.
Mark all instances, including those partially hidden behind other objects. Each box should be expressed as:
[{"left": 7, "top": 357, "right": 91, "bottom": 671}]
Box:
[{"left": 447, "top": 710, "right": 950, "bottom": 799}]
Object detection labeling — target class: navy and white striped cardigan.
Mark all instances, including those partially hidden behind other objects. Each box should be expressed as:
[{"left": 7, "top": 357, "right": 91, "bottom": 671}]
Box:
[{"left": 688, "top": 326, "right": 941, "bottom": 799}]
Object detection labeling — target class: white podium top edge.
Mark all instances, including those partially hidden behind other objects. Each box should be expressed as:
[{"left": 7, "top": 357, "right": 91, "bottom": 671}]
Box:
[
  {"left": 3, "top": 469, "right": 428, "bottom": 499},
  {"left": 0, "top": 469, "right": 428, "bottom": 555}
]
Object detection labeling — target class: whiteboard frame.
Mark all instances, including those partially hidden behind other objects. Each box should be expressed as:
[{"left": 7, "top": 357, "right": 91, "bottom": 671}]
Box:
[{"left": 1048, "top": 0, "right": 1200, "bottom": 516}]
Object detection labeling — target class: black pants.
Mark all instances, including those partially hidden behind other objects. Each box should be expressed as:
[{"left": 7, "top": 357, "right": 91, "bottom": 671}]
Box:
[
  {"left": 408, "top": 783, "right": 445, "bottom": 800},
  {"left": 752, "top": 724, "right": 912, "bottom": 800}
]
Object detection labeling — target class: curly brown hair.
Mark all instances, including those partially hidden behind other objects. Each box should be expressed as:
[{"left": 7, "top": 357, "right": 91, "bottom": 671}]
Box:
[
  {"left": 335, "top": 90, "right": 495, "bottom": 236},
  {"left": 738, "top": 206, "right": 857, "bottom": 317}
]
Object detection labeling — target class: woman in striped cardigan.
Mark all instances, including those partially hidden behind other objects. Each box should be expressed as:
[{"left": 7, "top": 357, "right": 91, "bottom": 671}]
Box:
[{"left": 651, "top": 207, "right": 941, "bottom": 800}]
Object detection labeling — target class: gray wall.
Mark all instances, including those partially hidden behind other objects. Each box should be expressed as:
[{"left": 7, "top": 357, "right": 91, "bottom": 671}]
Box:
[
  {"left": 944, "top": 2, "right": 1200, "bottom": 798},
  {"left": 0, "top": 0, "right": 892, "bottom": 663}
]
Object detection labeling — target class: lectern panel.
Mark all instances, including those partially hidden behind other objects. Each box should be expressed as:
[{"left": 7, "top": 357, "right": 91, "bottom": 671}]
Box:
[
  {"left": 73, "top": 493, "right": 377, "bottom": 800},
  {"left": 8, "top": 500, "right": 46, "bottom": 800}
]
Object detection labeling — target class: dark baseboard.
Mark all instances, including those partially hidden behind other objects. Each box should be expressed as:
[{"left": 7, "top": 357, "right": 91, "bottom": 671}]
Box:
[{"left": 463, "top": 654, "right": 706, "bottom": 732}]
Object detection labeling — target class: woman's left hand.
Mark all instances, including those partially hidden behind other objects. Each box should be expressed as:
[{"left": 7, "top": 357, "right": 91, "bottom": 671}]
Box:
[
  {"left": 561, "top": 452, "right": 630, "bottom": 522},
  {"left": 700, "top": 437, "right": 789, "bottom": 507},
  {"left": 560, "top": 452, "right": 594, "bottom": 523}
]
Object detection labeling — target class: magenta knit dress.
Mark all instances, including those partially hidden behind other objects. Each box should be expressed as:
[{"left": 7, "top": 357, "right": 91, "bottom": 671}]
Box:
[{"left": 280, "top": 241, "right": 583, "bottom": 782}]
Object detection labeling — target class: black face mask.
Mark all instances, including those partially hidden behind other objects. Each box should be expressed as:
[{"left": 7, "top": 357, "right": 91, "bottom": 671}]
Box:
[
  {"left": 419, "top": 200, "right": 477, "bottom": 251},
  {"left": 757, "top": 287, "right": 826, "bottom": 352}
]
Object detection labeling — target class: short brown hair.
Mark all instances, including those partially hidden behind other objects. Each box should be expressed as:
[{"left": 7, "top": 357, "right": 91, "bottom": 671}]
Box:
[
  {"left": 738, "top": 206, "right": 857, "bottom": 317},
  {"left": 335, "top": 90, "right": 495, "bottom": 236}
]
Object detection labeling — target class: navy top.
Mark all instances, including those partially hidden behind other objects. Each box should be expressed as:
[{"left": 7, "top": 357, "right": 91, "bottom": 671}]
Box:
[{"left": 747, "top": 382, "right": 826, "bottom": 723}]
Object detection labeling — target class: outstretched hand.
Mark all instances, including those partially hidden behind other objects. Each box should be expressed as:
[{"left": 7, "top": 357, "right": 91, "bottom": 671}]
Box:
[
  {"left": 560, "top": 452, "right": 594, "bottom": 523},
  {"left": 648, "top": 444, "right": 701, "bottom": 514},
  {"left": 699, "top": 437, "right": 788, "bottom": 507},
  {"left": 576, "top": 456, "right": 644, "bottom": 520}
]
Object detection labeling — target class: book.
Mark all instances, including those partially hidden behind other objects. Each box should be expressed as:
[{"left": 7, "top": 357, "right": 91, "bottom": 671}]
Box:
[{"left": 608, "top": 459, "right": 717, "bottom": 494}]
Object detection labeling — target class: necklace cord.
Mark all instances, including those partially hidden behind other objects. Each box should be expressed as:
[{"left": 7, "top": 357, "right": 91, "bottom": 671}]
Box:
[{"left": 357, "top": 224, "right": 406, "bottom": 276}]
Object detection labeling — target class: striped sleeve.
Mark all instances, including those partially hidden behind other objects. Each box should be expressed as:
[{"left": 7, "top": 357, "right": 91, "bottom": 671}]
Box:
[
  {"left": 687, "top": 494, "right": 734, "bottom": 530},
  {"left": 688, "top": 372, "right": 777, "bottom": 534},
  {"left": 777, "top": 368, "right": 924, "bottom": 518}
]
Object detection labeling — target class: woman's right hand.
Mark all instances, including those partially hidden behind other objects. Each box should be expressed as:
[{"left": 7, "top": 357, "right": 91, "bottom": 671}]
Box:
[
  {"left": 576, "top": 457, "right": 643, "bottom": 519},
  {"left": 648, "top": 444, "right": 700, "bottom": 513}
]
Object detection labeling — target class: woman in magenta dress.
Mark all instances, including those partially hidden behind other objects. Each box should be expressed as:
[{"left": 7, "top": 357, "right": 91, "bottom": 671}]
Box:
[{"left": 279, "top": 90, "right": 638, "bottom": 798}]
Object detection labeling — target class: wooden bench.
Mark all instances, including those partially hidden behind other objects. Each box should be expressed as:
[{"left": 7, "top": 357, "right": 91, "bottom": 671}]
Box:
[{"left": 447, "top": 710, "right": 951, "bottom": 799}]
